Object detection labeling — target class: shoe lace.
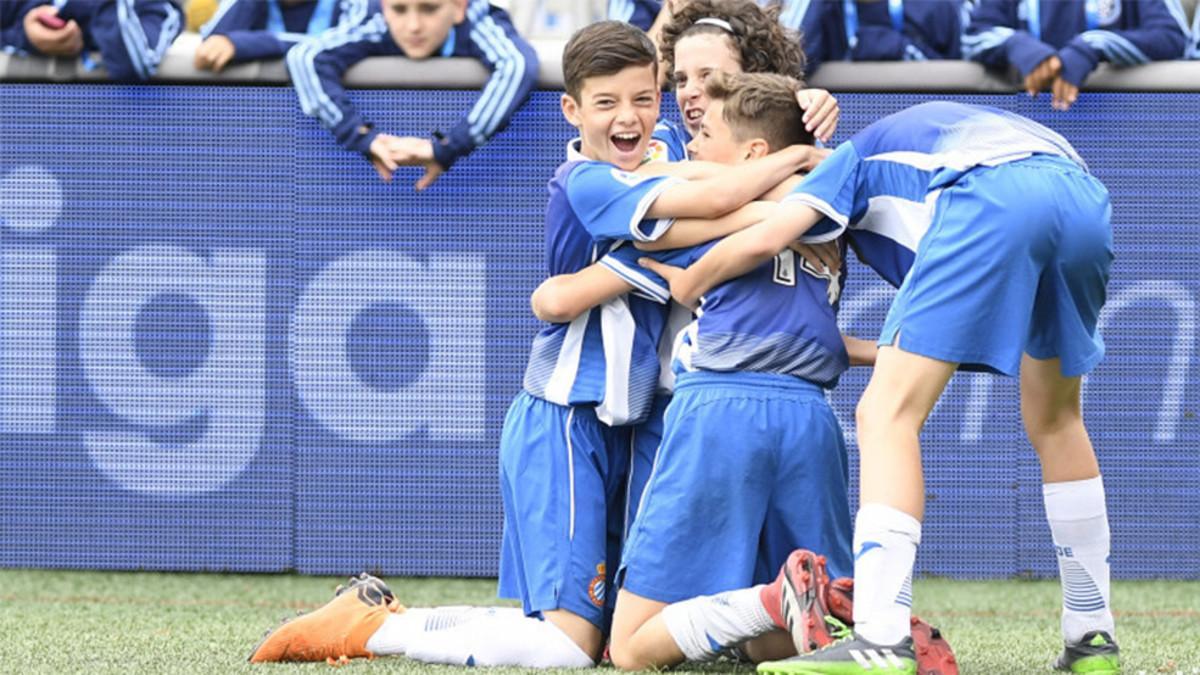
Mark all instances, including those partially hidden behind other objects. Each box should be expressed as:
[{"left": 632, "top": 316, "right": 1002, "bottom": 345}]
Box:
[{"left": 824, "top": 615, "right": 852, "bottom": 640}]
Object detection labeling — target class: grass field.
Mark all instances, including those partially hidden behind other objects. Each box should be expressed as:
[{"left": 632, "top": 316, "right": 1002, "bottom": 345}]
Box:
[{"left": 1, "top": 569, "right": 1197, "bottom": 674}]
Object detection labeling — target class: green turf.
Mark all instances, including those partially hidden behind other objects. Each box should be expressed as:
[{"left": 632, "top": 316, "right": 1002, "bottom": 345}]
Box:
[{"left": 1, "top": 570, "right": 1197, "bottom": 674}]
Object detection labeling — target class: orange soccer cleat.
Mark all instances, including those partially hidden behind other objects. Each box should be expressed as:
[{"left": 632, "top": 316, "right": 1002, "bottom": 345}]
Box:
[{"left": 248, "top": 573, "right": 402, "bottom": 663}]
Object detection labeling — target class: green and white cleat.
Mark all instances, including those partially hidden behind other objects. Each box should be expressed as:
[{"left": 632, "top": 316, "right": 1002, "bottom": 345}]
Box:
[
  {"left": 1054, "top": 631, "right": 1120, "bottom": 673},
  {"left": 757, "top": 632, "right": 917, "bottom": 674}
]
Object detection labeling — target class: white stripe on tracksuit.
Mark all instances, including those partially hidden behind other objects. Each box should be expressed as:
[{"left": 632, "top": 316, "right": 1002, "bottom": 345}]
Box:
[{"left": 116, "top": 0, "right": 181, "bottom": 78}]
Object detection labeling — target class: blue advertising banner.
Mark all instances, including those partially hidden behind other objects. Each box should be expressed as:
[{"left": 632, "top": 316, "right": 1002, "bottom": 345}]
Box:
[{"left": 0, "top": 86, "right": 1196, "bottom": 578}]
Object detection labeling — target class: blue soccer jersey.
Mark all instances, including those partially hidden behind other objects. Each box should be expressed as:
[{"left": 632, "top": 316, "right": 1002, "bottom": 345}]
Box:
[
  {"left": 601, "top": 239, "right": 848, "bottom": 387},
  {"left": 786, "top": 100, "right": 1085, "bottom": 287},
  {"left": 651, "top": 118, "right": 691, "bottom": 163},
  {"left": 522, "top": 142, "right": 683, "bottom": 426}
]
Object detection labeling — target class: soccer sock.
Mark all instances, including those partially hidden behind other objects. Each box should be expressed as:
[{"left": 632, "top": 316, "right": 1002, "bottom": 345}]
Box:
[
  {"left": 365, "top": 606, "right": 482, "bottom": 655},
  {"left": 1044, "top": 476, "right": 1115, "bottom": 644},
  {"left": 851, "top": 503, "right": 922, "bottom": 646},
  {"left": 403, "top": 610, "right": 595, "bottom": 667},
  {"left": 659, "top": 586, "right": 775, "bottom": 662}
]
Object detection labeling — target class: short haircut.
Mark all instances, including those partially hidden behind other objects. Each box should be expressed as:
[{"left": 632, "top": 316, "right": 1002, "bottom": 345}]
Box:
[
  {"left": 705, "top": 71, "right": 815, "bottom": 150},
  {"left": 562, "top": 21, "right": 657, "bottom": 100}
]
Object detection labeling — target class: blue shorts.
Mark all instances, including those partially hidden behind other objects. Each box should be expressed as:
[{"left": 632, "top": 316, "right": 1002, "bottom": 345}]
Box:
[
  {"left": 497, "top": 392, "right": 628, "bottom": 630},
  {"left": 620, "top": 371, "right": 852, "bottom": 603},
  {"left": 880, "top": 155, "right": 1113, "bottom": 377}
]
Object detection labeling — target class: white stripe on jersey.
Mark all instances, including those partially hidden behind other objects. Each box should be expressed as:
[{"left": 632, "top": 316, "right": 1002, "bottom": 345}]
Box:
[
  {"left": 543, "top": 313, "right": 588, "bottom": 404},
  {"left": 856, "top": 189, "right": 943, "bottom": 254},
  {"left": 657, "top": 303, "right": 693, "bottom": 393},
  {"left": 594, "top": 297, "right": 637, "bottom": 426},
  {"left": 564, "top": 407, "right": 577, "bottom": 540}
]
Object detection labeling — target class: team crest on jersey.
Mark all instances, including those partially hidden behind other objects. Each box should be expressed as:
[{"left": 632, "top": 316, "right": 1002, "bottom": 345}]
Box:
[
  {"left": 587, "top": 562, "right": 606, "bottom": 607},
  {"left": 1097, "top": 0, "right": 1120, "bottom": 26},
  {"left": 641, "top": 139, "right": 669, "bottom": 165}
]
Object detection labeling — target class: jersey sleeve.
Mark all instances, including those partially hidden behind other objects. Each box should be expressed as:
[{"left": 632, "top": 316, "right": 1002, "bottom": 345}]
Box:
[
  {"left": 200, "top": 0, "right": 265, "bottom": 37},
  {"left": 599, "top": 243, "right": 699, "bottom": 304},
  {"left": 1056, "top": 0, "right": 1188, "bottom": 85},
  {"left": 223, "top": 30, "right": 295, "bottom": 61},
  {"left": 782, "top": 142, "right": 864, "bottom": 243},
  {"left": 435, "top": 4, "right": 538, "bottom": 169},
  {"left": 285, "top": 14, "right": 395, "bottom": 155},
  {"left": 565, "top": 162, "right": 684, "bottom": 243},
  {"left": 962, "top": 0, "right": 1057, "bottom": 76}
]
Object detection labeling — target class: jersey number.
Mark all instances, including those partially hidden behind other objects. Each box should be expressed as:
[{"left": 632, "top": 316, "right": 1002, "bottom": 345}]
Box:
[{"left": 773, "top": 249, "right": 842, "bottom": 304}]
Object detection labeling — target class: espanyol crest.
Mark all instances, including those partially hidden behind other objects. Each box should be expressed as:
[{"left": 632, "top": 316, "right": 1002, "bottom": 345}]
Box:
[{"left": 1097, "top": 0, "right": 1121, "bottom": 26}]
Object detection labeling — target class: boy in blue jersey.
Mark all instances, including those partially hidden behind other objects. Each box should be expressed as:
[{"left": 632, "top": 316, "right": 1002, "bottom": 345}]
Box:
[
  {"left": 656, "top": 102, "right": 1118, "bottom": 674},
  {"left": 964, "top": 0, "right": 1188, "bottom": 110},
  {"left": 246, "top": 21, "right": 826, "bottom": 668},
  {"left": 193, "top": 0, "right": 370, "bottom": 73},
  {"left": 285, "top": 0, "right": 538, "bottom": 190},
  {"left": 0, "top": 0, "right": 181, "bottom": 80}
]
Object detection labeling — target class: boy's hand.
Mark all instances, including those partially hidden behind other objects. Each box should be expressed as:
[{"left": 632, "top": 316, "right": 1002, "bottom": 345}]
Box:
[
  {"left": 23, "top": 6, "right": 83, "bottom": 57},
  {"left": 194, "top": 35, "right": 237, "bottom": 72},
  {"left": 796, "top": 88, "right": 839, "bottom": 143},
  {"left": 1050, "top": 76, "right": 1079, "bottom": 111},
  {"left": 376, "top": 136, "right": 445, "bottom": 191},
  {"left": 368, "top": 134, "right": 401, "bottom": 181},
  {"left": 1024, "top": 55, "right": 1061, "bottom": 98},
  {"left": 638, "top": 258, "right": 699, "bottom": 310},
  {"left": 789, "top": 240, "right": 840, "bottom": 275}
]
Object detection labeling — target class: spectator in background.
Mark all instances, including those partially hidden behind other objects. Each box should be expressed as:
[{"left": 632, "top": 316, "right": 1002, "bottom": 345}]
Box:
[
  {"left": 287, "top": 0, "right": 537, "bottom": 190},
  {"left": 0, "top": 0, "right": 182, "bottom": 80},
  {"left": 964, "top": 0, "right": 1189, "bottom": 110},
  {"left": 608, "top": 0, "right": 661, "bottom": 30},
  {"left": 509, "top": 0, "right": 661, "bottom": 39},
  {"left": 194, "top": 0, "right": 371, "bottom": 72},
  {"left": 849, "top": 0, "right": 964, "bottom": 60}
]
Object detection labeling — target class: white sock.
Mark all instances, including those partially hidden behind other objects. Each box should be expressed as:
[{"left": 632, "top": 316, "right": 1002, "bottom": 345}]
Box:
[
  {"left": 366, "top": 606, "right": 489, "bottom": 655},
  {"left": 660, "top": 586, "right": 775, "bottom": 662},
  {"left": 851, "top": 503, "right": 922, "bottom": 646},
  {"left": 1044, "top": 476, "right": 1115, "bottom": 644},
  {"left": 404, "top": 610, "right": 594, "bottom": 668}
]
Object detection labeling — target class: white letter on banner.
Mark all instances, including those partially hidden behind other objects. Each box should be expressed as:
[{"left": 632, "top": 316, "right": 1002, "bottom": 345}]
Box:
[
  {"left": 1091, "top": 280, "right": 1196, "bottom": 444},
  {"left": 292, "top": 250, "right": 486, "bottom": 443},
  {"left": 79, "top": 245, "right": 266, "bottom": 496},
  {"left": 0, "top": 166, "right": 62, "bottom": 433}
]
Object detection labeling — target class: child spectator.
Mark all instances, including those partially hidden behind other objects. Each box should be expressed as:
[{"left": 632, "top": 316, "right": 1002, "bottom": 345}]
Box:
[
  {"left": 195, "top": 0, "right": 371, "bottom": 72},
  {"left": 964, "top": 0, "right": 1189, "bottom": 110},
  {"left": 850, "top": 0, "right": 964, "bottom": 60},
  {"left": 286, "top": 0, "right": 538, "bottom": 190},
  {"left": 0, "top": 0, "right": 182, "bottom": 80}
]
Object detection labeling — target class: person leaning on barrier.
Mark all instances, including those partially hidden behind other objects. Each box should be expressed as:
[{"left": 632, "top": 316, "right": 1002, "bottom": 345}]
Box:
[
  {"left": 194, "top": 0, "right": 372, "bottom": 73},
  {"left": 285, "top": 0, "right": 538, "bottom": 191},
  {"left": 0, "top": 0, "right": 182, "bottom": 81},
  {"left": 964, "top": 0, "right": 1190, "bottom": 111}
]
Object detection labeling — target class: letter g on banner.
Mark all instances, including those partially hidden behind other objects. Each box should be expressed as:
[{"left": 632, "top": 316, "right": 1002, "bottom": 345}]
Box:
[
  {"left": 80, "top": 245, "right": 266, "bottom": 496},
  {"left": 292, "top": 250, "right": 486, "bottom": 443}
]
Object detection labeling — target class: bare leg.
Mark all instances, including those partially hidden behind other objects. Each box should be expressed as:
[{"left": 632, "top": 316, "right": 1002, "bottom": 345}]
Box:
[
  {"left": 544, "top": 609, "right": 605, "bottom": 662},
  {"left": 608, "top": 589, "right": 673, "bottom": 670},
  {"left": 855, "top": 346, "right": 957, "bottom": 519},
  {"left": 1019, "top": 354, "right": 1099, "bottom": 482}
]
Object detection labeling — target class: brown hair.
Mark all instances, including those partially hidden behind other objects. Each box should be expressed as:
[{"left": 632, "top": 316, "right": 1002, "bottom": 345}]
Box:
[
  {"left": 705, "top": 71, "right": 814, "bottom": 149},
  {"left": 660, "top": 0, "right": 806, "bottom": 87},
  {"left": 562, "top": 21, "right": 657, "bottom": 100}
]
